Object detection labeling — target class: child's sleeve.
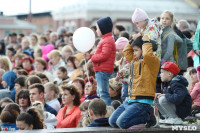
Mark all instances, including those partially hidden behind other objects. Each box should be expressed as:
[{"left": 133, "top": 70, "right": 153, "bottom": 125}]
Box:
[
  {"left": 165, "top": 84, "right": 187, "bottom": 105},
  {"left": 142, "top": 43, "right": 160, "bottom": 69},
  {"left": 116, "top": 63, "right": 130, "bottom": 83},
  {"left": 123, "top": 44, "right": 136, "bottom": 62},
  {"left": 190, "top": 83, "right": 200, "bottom": 100},
  {"left": 91, "top": 41, "right": 113, "bottom": 63}
]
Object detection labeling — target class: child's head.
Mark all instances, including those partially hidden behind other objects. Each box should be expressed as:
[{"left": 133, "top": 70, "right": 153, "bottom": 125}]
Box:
[
  {"left": 33, "top": 48, "right": 42, "bottom": 58},
  {"left": 21, "top": 37, "right": 30, "bottom": 49},
  {"left": 57, "top": 66, "right": 68, "bottom": 80},
  {"left": 35, "top": 73, "right": 49, "bottom": 84},
  {"left": 113, "top": 24, "right": 125, "bottom": 36},
  {"left": 109, "top": 78, "right": 122, "bottom": 98},
  {"left": 88, "top": 98, "right": 107, "bottom": 121},
  {"left": 160, "top": 62, "right": 179, "bottom": 82},
  {"left": 131, "top": 36, "right": 143, "bottom": 59},
  {"left": 132, "top": 8, "right": 149, "bottom": 29},
  {"left": 44, "top": 82, "right": 59, "bottom": 101},
  {"left": 196, "top": 65, "right": 200, "bottom": 81},
  {"left": 160, "top": 10, "right": 174, "bottom": 28},
  {"left": 115, "top": 37, "right": 129, "bottom": 56},
  {"left": 189, "top": 68, "right": 198, "bottom": 84},
  {"left": 96, "top": 16, "right": 113, "bottom": 36},
  {"left": 14, "top": 76, "right": 27, "bottom": 93},
  {"left": 80, "top": 100, "right": 91, "bottom": 118}
]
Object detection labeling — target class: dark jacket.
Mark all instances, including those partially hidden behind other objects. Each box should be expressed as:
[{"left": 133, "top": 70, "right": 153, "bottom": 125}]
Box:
[
  {"left": 163, "top": 75, "right": 192, "bottom": 119},
  {"left": 2, "top": 71, "right": 17, "bottom": 101},
  {"left": 87, "top": 117, "right": 110, "bottom": 127},
  {"left": 44, "top": 103, "right": 57, "bottom": 116}
]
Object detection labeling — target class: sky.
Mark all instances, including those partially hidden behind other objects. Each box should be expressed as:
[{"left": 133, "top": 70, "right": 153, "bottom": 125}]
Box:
[{"left": 0, "top": 0, "right": 78, "bottom": 16}]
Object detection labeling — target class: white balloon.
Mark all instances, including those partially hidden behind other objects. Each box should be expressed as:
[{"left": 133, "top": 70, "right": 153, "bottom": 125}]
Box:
[{"left": 73, "top": 27, "right": 95, "bottom": 53}]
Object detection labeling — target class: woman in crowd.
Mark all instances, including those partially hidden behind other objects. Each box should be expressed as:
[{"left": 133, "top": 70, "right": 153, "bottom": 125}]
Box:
[
  {"left": 66, "top": 56, "right": 82, "bottom": 79},
  {"left": 72, "top": 77, "right": 85, "bottom": 102},
  {"left": 83, "top": 76, "right": 98, "bottom": 102},
  {"left": 56, "top": 84, "right": 81, "bottom": 128},
  {"left": 34, "top": 57, "right": 53, "bottom": 82},
  {"left": 0, "top": 55, "right": 12, "bottom": 71},
  {"left": 30, "top": 33, "right": 41, "bottom": 52},
  {"left": 32, "top": 101, "right": 57, "bottom": 129},
  {"left": 61, "top": 45, "right": 74, "bottom": 61},
  {"left": 47, "top": 50, "right": 65, "bottom": 79},
  {"left": 0, "top": 103, "right": 20, "bottom": 131}
]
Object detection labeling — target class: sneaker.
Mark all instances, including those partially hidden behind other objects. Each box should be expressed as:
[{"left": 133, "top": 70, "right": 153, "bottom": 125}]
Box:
[
  {"left": 159, "top": 119, "right": 166, "bottom": 124},
  {"left": 195, "top": 113, "right": 200, "bottom": 118},
  {"left": 146, "top": 106, "right": 159, "bottom": 128},
  {"left": 165, "top": 117, "right": 183, "bottom": 125}
]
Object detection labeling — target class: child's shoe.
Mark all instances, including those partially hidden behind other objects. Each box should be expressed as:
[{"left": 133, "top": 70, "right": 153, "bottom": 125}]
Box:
[
  {"left": 159, "top": 119, "right": 166, "bottom": 124},
  {"left": 165, "top": 117, "right": 183, "bottom": 125}
]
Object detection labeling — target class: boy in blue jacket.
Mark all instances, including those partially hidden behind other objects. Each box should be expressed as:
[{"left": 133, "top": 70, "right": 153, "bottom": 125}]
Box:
[{"left": 155, "top": 62, "right": 192, "bottom": 125}]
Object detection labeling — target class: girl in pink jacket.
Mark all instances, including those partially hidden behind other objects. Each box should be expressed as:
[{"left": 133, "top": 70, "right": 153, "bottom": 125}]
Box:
[{"left": 190, "top": 65, "right": 200, "bottom": 111}]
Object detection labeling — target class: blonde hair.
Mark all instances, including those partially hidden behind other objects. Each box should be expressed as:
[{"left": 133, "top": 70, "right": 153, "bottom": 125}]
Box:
[
  {"left": 22, "top": 37, "right": 31, "bottom": 45},
  {"left": 31, "top": 101, "right": 44, "bottom": 119},
  {"left": 47, "top": 50, "right": 61, "bottom": 59},
  {"left": 0, "top": 55, "right": 12, "bottom": 71},
  {"left": 62, "top": 45, "right": 74, "bottom": 55},
  {"left": 161, "top": 10, "right": 174, "bottom": 23},
  {"left": 105, "top": 106, "right": 115, "bottom": 117},
  {"left": 44, "top": 82, "right": 59, "bottom": 98}
]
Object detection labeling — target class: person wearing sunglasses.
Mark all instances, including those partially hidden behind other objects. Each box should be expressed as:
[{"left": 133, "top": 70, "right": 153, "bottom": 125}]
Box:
[{"left": 16, "top": 89, "right": 31, "bottom": 113}]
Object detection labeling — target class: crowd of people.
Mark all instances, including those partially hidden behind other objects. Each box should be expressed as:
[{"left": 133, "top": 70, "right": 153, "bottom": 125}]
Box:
[{"left": 0, "top": 7, "right": 199, "bottom": 131}]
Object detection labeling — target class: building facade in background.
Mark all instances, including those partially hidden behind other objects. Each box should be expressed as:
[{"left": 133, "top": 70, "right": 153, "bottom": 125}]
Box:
[
  {"left": 52, "top": 0, "right": 200, "bottom": 33},
  {"left": 0, "top": 16, "right": 37, "bottom": 39}
]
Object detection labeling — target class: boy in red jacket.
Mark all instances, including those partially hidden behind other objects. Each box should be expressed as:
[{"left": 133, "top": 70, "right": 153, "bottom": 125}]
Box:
[{"left": 84, "top": 17, "right": 116, "bottom": 105}]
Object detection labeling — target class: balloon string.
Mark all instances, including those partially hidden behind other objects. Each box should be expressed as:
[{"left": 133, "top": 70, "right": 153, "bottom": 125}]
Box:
[{"left": 84, "top": 58, "right": 90, "bottom": 83}]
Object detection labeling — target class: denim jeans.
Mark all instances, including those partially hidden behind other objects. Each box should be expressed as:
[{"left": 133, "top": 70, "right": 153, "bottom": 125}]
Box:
[
  {"left": 121, "top": 83, "right": 129, "bottom": 101},
  {"left": 95, "top": 71, "right": 111, "bottom": 105},
  {"left": 109, "top": 101, "right": 151, "bottom": 129}
]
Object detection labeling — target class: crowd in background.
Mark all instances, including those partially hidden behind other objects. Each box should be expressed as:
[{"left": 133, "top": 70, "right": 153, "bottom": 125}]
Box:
[{"left": 0, "top": 7, "right": 199, "bottom": 131}]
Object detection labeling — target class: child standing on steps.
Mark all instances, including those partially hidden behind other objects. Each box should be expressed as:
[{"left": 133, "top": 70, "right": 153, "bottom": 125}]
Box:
[{"left": 84, "top": 16, "right": 116, "bottom": 106}]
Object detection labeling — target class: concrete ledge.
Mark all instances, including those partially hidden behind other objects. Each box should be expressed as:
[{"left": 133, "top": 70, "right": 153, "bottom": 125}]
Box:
[{"left": 2, "top": 125, "right": 200, "bottom": 133}]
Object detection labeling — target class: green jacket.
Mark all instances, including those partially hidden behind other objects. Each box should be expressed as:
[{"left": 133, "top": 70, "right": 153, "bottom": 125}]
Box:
[{"left": 193, "top": 18, "right": 200, "bottom": 51}]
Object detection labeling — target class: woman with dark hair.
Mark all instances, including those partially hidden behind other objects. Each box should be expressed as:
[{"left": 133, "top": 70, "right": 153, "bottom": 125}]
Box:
[
  {"left": 56, "top": 84, "right": 81, "bottom": 128},
  {"left": 16, "top": 89, "right": 31, "bottom": 112},
  {"left": 72, "top": 77, "right": 85, "bottom": 102},
  {"left": 0, "top": 103, "right": 20, "bottom": 131},
  {"left": 83, "top": 76, "right": 99, "bottom": 102},
  {"left": 16, "top": 108, "right": 43, "bottom": 130}
]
